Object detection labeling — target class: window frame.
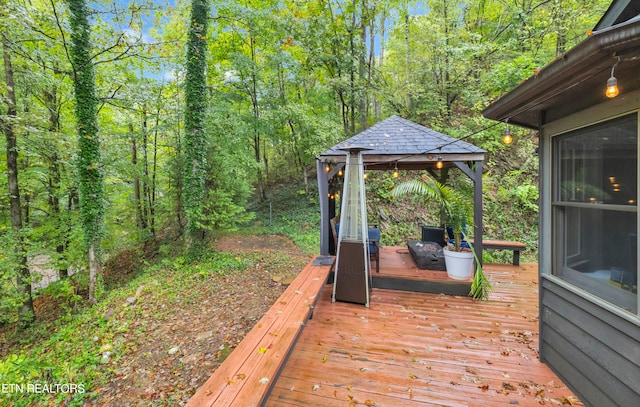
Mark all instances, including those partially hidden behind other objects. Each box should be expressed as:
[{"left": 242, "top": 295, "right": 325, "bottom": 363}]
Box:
[{"left": 546, "top": 111, "right": 639, "bottom": 319}]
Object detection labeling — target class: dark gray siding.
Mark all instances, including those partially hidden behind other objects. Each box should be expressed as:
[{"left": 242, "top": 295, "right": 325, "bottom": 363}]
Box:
[{"left": 540, "top": 277, "right": 640, "bottom": 406}]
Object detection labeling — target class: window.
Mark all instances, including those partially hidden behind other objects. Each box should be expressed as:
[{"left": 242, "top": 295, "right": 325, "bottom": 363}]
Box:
[{"left": 552, "top": 114, "right": 638, "bottom": 314}]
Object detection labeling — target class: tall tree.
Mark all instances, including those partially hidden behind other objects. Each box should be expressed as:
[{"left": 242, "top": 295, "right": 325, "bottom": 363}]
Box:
[
  {"left": 183, "top": 0, "right": 209, "bottom": 244},
  {"left": 2, "top": 31, "right": 34, "bottom": 326},
  {"left": 68, "top": 0, "right": 104, "bottom": 303}
]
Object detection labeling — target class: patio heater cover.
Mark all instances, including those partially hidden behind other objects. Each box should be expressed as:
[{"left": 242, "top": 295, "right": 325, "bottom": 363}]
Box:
[{"left": 332, "top": 146, "right": 372, "bottom": 307}]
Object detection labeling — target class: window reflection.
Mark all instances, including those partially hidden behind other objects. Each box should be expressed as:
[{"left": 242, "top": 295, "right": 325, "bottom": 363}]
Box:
[{"left": 553, "top": 114, "right": 638, "bottom": 314}]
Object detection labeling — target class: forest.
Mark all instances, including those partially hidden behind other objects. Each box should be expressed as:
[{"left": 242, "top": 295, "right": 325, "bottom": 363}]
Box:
[{"left": 1, "top": 0, "right": 610, "bottom": 404}]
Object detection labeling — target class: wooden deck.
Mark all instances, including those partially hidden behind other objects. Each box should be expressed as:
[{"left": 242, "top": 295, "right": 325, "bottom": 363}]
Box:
[
  {"left": 267, "top": 260, "right": 583, "bottom": 406},
  {"left": 370, "top": 246, "right": 471, "bottom": 296}
]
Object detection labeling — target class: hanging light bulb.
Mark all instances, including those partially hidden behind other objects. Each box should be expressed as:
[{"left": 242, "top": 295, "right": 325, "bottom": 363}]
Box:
[
  {"left": 393, "top": 163, "right": 399, "bottom": 178},
  {"left": 606, "top": 60, "right": 620, "bottom": 98},
  {"left": 337, "top": 168, "right": 343, "bottom": 176},
  {"left": 436, "top": 155, "right": 443, "bottom": 169},
  {"left": 503, "top": 119, "right": 513, "bottom": 144},
  {"left": 325, "top": 163, "right": 331, "bottom": 173},
  {"left": 363, "top": 172, "right": 368, "bottom": 179}
]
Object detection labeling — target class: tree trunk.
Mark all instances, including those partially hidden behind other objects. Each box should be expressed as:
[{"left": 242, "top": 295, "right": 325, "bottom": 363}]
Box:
[
  {"left": 88, "top": 243, "right": 101, "bottom": 304},
  {"left": 404, "top": 6, "right": 412, "bottom": 113},
  {"left": 2, "top": 32, "right": 34, "bottom": 326},
  {"left": 130, "top": 123, "right": 146, "bottom": 230},
  {"left": 374, "top": 9, "right": 386, "bottom": 121}
]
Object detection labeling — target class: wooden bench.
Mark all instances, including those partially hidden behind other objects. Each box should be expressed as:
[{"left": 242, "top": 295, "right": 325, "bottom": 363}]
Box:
[
  {"left": 472, "top": 239, "right": 527, "bottom": 266},
  {"left": 185, "top": 256, "right": 333, "bottom": 407}
]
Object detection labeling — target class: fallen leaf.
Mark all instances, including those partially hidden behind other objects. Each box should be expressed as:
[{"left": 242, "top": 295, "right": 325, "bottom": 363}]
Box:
[
  {"left": 322, "top": 355, "right": 327, "bottom": 363},
  {"left": 259, "top": 377, "right": 269, "bottom": 384},
  {"left": 502, "top": 382, "right": 516, "bottom": 391},
  {"left": 312, "top": 384, "right": 320, "bottom": 391},
  {"left": 562, "top": 396, "right": 578, "bottom": 405},
  {"left": 236, "top": 373, "right": 246, "bottom": 380},
  {"left": 479, "top": 384, "right": 489, "bottom": 392},
  {"left": 365, "top": 400, "right": 375, "bottom": 406},
  {"left": 259, "top": 347, "right": 267, "bottom": 354},
  {"left": 409, "top": 373, "right": 417, "bottom": 379}
]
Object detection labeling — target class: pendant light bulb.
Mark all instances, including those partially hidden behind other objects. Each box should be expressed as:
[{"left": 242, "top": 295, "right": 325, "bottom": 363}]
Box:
[
  {"left": 606, "top": 76, "right": 619, "bottom": 98},
  {"left": 606, "top": 61, "right": 620, "bottom": 98},
  {"left": 503, "top": 119, "right": 513, "bottom": 144},
  {"left": 393, "top": 163, "right": 399, "bottom": 178}
]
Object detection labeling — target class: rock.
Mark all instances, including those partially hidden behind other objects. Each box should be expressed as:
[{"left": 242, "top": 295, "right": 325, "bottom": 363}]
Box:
[
  {"left": 181, "top": 352, "right": 203, "bottom": 364},
  {"left": 101, "top": 351, "right": 111, "bottom": 364},
  {"left": 168, "top": 346, "right": 180, "bottom": 355},
  {"left": 126, "top": 296, "right": 137, "bottom": 306},
  {"left": 196, "top": 331, "right": 214, "bottom": 341},
  {"left": 104, "top": 308, "right": 116, "bottom": 321}
]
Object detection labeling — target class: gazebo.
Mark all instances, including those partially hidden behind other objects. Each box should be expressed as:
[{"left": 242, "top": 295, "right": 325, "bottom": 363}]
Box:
[{"left": 317, "top": 115, "right": 487, "bottom": 263}]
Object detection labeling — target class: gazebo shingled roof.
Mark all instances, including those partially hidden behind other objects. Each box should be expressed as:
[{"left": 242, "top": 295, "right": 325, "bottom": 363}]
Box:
[
  {"left": 316, "top": 115, "right": 486, "bottom": 262},
  {"left": 320, "top": 115, "right": 485, "bottom": 171}
]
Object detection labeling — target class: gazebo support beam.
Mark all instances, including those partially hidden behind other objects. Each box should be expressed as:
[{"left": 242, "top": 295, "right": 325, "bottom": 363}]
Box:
[
  {"left": 473, "top": 160, "right": 483, "bottom": 266},
  {"left": 317, "top": 159, "right": 330, "bottom": 255}
]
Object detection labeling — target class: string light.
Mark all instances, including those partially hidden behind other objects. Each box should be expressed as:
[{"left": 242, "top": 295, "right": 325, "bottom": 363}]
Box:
[
  {"left": 606, "top": 59, "right": 620, "bottom": 98},
  {"left": 393, "top": 163, "right": 399, "bottom": 178},
  {"left": 325, "top": 163, "right": 331, "bottom": 173},
  {"left": 503, "top": 119, "right": 513, "bottom": 144},
  {"left": 338, "top": 169, "right": 343, "bottom": 176},
  {"left": 436, "top": 153, "right": 443, "bottom": 169}
]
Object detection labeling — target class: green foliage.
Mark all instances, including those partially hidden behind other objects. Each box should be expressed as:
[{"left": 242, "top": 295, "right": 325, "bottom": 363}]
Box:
[
  {"left": 391, "top": 173, "right": 473, "bottom": 251},
  {"left": 248, "top": 183, "right": 320, "bottom": 254},
  {"left": 0, "top": 246, "right": 260, "bottom": 406}
]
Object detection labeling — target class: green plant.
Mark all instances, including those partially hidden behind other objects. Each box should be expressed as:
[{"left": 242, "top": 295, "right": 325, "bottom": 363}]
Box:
[
  {"left": 391, "top": 173, "right": 491, "bottom": 300},
  {"left": 465, "top": 231, "right": 492, "bottom": 301},
  {"left": 391, "top": 173, "right": 472, "bottom": 251}
]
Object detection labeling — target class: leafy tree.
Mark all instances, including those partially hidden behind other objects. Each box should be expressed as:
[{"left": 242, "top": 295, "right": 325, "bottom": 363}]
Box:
[{"left": 2, "top": 29, "right": 34, "bottom": 326}]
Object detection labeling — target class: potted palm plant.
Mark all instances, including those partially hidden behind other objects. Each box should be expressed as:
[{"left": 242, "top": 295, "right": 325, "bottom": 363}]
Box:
[{"left": 391, "top": 174, "right": 491, "bottom": 299}]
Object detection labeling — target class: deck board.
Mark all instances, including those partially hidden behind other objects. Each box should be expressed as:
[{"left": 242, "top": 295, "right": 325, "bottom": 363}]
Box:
[{"left": 267, "top": 260, "right": 583, "bottom": 406}]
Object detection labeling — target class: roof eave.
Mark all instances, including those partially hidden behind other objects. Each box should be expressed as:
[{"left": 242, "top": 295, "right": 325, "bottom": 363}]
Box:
[{"left": 482, "top": 18, "right": 640, "bottom": 129}]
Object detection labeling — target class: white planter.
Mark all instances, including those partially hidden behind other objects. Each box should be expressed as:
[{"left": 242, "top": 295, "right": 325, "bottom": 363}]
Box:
[{"left": 443, "top": 249, "right": 474, "bottom": 280}]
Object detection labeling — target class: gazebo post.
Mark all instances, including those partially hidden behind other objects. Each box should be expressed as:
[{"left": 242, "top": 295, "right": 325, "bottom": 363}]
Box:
[
  {"left": 473, "top": 160, "right": 483, "bottom": 266},
  {"left": 317, "top": 158, "right": 330, "bottom": 255}
]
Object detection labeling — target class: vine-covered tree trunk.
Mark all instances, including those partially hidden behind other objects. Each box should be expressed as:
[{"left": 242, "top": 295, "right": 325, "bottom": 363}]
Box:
[
  {"left": 2, "top": 32, "right": 34, "bottom": 326},
  {"left": 68, "top": 0, "right": 104, "bottom": 304},
  {"left": 183, "top": 0, "right": 209, "bottom": 245}
]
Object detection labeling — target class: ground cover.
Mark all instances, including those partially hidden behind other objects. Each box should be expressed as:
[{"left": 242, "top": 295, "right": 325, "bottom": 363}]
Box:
[{"left": 0, "top": 235, "right": 309, "bottom": 407}]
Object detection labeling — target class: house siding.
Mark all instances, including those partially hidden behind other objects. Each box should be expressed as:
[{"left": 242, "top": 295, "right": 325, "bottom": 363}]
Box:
[{"left": 540, "top": 277, "right": 640, "bottom": 406}]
